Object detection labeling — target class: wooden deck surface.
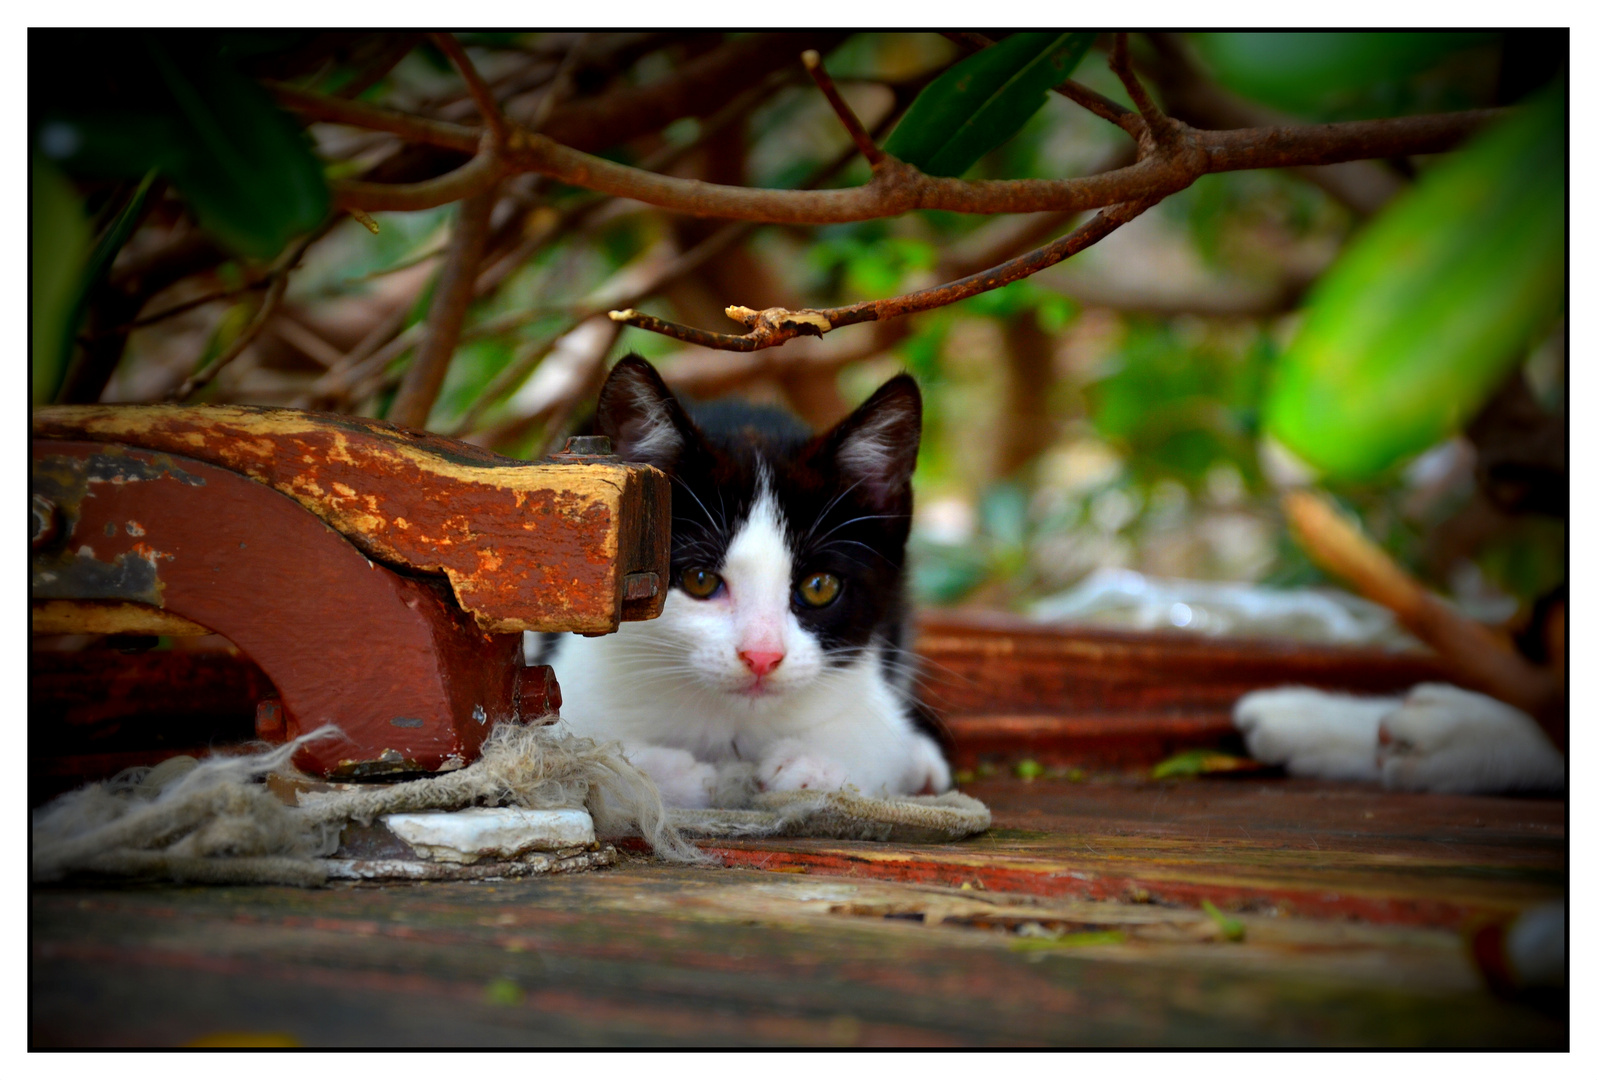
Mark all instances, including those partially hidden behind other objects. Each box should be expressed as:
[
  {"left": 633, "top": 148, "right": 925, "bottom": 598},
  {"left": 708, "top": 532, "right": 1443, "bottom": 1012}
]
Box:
[{"left": 31, "top": 771, "right": 1566, "bottom": 1048}]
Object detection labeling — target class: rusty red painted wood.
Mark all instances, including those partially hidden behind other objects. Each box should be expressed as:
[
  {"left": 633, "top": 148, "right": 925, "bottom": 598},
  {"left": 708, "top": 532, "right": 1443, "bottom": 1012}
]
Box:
[
  {"left": 915, "top": 610, "right": 1454, "bottom": 766},
  {"left": 31, "top": 440, "right": 539, "bottom": 777},
  {"left": 32, "top": 405, "right": 670, "bottom": 634}
]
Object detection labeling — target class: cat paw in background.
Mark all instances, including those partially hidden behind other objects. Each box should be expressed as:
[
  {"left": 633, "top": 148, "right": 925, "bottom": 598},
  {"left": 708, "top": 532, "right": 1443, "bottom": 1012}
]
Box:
[
  {"left": 1234, "top": 684, "right": 1564, "bottom": 795},
  {"left": 1378, "top": 683, "right": 1564, "bottom": 793}
]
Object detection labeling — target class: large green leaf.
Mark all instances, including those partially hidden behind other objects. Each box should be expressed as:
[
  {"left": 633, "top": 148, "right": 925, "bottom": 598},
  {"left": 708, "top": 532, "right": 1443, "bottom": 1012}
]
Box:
[
  {"left": 31, "top": 158, "right": 90, "bottom": 404},
  {"left": 1190, "top": 32, "right": 1495, "bottom": 117},
  {"left": 143, "top": 36, "right": 330, "bottom": 259},
  {"left": 883, "top": 33, "right": 1095, "bottom": 178},
  {"left": 35, "top": 33, "right": 330, "bottom": 261},
  {"left": 1264, "top": 84, "right": 1565, "bottom": 480}
]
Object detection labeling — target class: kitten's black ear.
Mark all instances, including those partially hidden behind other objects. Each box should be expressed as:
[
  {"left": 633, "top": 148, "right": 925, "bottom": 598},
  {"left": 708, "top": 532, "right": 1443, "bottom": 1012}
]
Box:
[
  {"left": 824, "top": 373, "right": 922, "bottom": 505},
  {"left": 596, "top": 355, "right": 696, "bottom": 472}
]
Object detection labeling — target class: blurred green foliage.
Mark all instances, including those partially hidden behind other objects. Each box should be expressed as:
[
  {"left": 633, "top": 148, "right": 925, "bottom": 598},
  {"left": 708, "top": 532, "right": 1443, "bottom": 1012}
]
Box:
[{"left": 1266, "top": 83, "right": 1565, "bottom": 479}]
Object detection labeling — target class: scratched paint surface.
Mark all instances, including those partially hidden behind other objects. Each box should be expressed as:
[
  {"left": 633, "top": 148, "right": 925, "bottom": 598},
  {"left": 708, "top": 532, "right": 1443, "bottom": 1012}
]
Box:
[
  {"left": 31, "top": 772, "right": 1565, "bottom": 1047},
  {"left": 33, "top": 404, "right": 669, "bottom": 633},
  {"left": 699, "top": 776, "right": 1565, "bottom": 929},
  {"left": 31, "top": 859, "right": 1562, "bottom": 1047}
]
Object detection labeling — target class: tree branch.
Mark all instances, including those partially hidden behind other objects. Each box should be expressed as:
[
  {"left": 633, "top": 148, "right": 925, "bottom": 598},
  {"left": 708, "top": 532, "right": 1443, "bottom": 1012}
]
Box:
[
  {"left": 268, "top": 82, "right": 482, "bottom": 152},
  {"left": 609, "top": 200, "right": 1152, "bottom": 351},
  {"left": 802, "top": 49, "right": 884, "bottom": 166},
  {"left": 169, "top": 271, "right": 291, "bottom": 401},
  {"left": 428, "top": 32, "right": 509, "bottom": 143},
  {"left": 387, "top": 185, "right": 497, "bottom": 429}
]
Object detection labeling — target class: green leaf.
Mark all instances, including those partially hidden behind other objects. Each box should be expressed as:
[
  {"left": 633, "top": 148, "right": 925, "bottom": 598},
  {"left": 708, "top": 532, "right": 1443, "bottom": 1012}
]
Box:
[
  {"left": 1201, "top": 899, "right": 1246, "bottom": 942},
  {"left": 31, "top": 158, "right": 91, "bottom": 404},
  {"left": 143, "top": 35, "right": 330, "bottom": 259},
  {"left": 1150, "top": 749, "right": 1261, "bottom": 780},
  {"left": 883, "top": 33, "right": 1095, "bottom": 178},
  {"left": 1010, "top": 930, "right": 1127, "bottom": 951},
  {"left": 1190, "top": 32, "right": 1496, "bottom": 117},
  {"left": 1265, "top": 84, "right": 1565, "bottom": 479},
  {"left": 49, "top": 171, "right": 160, "bottom": 403}
]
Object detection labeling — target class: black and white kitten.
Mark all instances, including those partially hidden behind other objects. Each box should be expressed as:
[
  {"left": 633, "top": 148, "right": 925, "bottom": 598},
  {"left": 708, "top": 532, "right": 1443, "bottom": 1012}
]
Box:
[{"left": 531, "top": 355, "right": 951, "bottom": 808}]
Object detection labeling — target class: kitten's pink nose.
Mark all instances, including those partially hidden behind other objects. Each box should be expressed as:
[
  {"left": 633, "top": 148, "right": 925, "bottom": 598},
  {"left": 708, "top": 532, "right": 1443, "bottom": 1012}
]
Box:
[{"left": 739, "top": 650, "right": 785, "bottom": 677}]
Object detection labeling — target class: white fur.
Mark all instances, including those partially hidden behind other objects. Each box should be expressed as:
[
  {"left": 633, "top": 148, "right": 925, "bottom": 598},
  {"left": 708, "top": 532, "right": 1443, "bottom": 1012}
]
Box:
[
  {"left": 620, "top": 383, "right": 683, "bottom": 464},
  {"left": 835, "top": 402, "right": 911, "bottom": 484},
  {"left": 534, "top": 481, "right": 950, "bottom": 805},
  {"left": 1234, "top": 683, "right": 1564, "bottom": 794}
]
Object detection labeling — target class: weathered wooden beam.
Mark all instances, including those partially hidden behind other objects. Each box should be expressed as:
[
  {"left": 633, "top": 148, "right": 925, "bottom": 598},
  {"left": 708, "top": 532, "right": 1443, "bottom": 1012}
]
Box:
[
  {"left": 31, "top": 440, "right": 560, "bottom": 777},
  {"left": 33, "top": 405, "right": 670, "bottom": 634}
]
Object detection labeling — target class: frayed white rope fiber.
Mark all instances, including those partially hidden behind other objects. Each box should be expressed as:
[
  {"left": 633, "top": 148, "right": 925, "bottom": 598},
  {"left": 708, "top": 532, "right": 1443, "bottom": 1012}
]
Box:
[{"left": 33, "top": 721, "right": 989, "bottom": 888}]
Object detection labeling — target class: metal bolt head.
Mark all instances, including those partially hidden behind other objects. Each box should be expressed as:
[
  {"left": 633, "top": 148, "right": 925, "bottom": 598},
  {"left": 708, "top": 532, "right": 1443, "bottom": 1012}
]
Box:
[
  {"left": 563, "top": 435, "right": 612, "bottom": 456},
  {"left": 547, "top": 435, "right": 620, "bottom": 464}
]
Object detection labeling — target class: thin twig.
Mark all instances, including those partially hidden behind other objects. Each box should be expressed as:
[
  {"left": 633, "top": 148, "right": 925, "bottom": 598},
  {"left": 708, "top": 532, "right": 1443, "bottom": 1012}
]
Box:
[
  {"left": 103, "top": 278, "right": 271, "bottom": 336},
  {"left": 169, "top": 272, "right": 291, "bottom": 401},
  {"left": 1109, "top": 33, "right": 1175, "bottom": 149},
  {"left": 802, "top": 49, "right": 885, "bottom": 166},
  {"left": 526, "top": 33, "right": 586, "bottom": 132},
  {"left": 609, "top": 200, "right": 1152, "bottom": 352},
  {"left": 387, "top": 185, "right": 497, "bottom": 429},
  {"left": 429, "top": 32, "right": 508, "bottom": 143},
  {"left": 268, "top": 82, "right": 481, "bottom": 152}
]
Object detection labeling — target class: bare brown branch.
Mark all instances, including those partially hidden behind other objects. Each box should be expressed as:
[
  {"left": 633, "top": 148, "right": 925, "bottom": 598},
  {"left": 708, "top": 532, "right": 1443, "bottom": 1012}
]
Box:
[
  {"left": 802, "top": 49, "right": 885, "bottom": 166},
  {"left": 1109, "top": 32, "right": 1174, "bottom": 148},
  {"left": 387, "top": 186, "right": 497, "bottom": 429},
  {"left": 169, "top": 273, "right": 291, "bottom": 401},
  {"left": 429, "top": 33, "right": 508, "bottom": 143},
  {"left": 609, "top": 200, "right": 1152, "bottom": 352},
  {"left": 269, "top": 83, "right": 482, "bottom": 152}
]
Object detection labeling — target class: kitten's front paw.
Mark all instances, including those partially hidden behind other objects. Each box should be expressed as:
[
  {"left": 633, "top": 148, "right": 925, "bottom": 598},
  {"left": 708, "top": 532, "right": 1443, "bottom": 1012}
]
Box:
[
  {"left": 757, "top": 742, "right": 848, "bottom": 793},
  {"left": 625, "top": 745, "right": 717, "bottom": 809},
  {"left": 1233, "top": 687, "right": 1395, "bottom": 782},
  {"left": 1379, "top": 683, "right": 1564, "bottom": 794}
]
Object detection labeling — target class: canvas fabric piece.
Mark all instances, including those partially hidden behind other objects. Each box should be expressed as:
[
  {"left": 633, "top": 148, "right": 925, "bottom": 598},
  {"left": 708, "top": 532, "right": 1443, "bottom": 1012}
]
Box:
[{"left": 32, "top": 722, "right": 990, "bottom": 888}]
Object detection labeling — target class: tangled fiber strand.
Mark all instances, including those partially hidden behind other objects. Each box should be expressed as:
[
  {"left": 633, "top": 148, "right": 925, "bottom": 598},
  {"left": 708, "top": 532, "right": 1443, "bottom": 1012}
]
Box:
[
  {"left": 32, "top": 720, "right": 990, "bottom": 889},
  {"left": 32, "top": 720, "right": 706, "bottom": 887}
]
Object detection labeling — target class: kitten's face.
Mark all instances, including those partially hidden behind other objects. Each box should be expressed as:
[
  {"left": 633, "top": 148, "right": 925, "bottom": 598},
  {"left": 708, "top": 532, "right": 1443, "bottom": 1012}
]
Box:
[{"left": 597, "top": 355, "right": 920, "bottom": 703}]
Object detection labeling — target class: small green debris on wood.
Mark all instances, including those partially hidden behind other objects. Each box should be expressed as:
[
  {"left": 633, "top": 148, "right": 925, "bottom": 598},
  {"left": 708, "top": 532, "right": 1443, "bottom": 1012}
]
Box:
[
  {"left": 1013, "top": 759, "right": 1045, "bottom": 781},
  {"left": 1150, "top": 748, "right": 1259, "bottom": 780},
  {"left": 1009, "top": 930, "right": 1127, "bottom": 952},
  {"left": 484, "top": 977, "right": 525, "bottom": 1006},
  {"left": 1201, "top": 899, "right": 1246, "bottom": 942}
]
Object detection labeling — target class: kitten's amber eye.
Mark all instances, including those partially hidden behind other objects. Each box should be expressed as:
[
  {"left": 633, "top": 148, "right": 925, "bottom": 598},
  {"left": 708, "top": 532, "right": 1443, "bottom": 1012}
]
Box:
[
  {"left": 680, "top": 567, "right": 723, "bottom": 599},
  {"left": 796, "top": 572, "right": 842, "bottom": 608}
]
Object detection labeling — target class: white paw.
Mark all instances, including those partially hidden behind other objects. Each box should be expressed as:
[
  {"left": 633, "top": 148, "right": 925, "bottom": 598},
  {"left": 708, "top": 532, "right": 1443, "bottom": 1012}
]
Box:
[
  {"left": 757, "top": 741, "right": 848, "bottom": 793},
  {"left": 1233, "top": 687, "right": 1396, "bottom": 781},
  {"left": 906, "top": 734, "right": 952, "bottom": 795},
  {"left": 1378, "top": 683, "right": 1564, "bottom": 794},
  {"left": 625, "top": 745, "right": 717, "bottom": 809}
]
